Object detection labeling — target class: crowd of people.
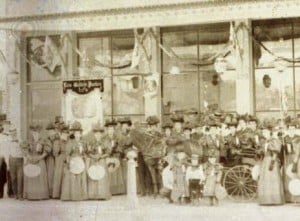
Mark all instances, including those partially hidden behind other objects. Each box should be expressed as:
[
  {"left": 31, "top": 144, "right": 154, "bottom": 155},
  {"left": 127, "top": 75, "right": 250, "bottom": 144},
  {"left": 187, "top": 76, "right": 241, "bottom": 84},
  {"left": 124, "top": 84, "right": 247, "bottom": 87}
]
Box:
[{"left": 0, "top": 109, "right": 300, "bottom": 206}]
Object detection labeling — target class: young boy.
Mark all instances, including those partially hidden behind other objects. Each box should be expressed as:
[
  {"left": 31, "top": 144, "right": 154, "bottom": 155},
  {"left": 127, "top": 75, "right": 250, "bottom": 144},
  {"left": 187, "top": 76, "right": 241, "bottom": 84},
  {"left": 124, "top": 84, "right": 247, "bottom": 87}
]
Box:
[{"left": 185, "top": 154, "right": 205, "bottom": 205}]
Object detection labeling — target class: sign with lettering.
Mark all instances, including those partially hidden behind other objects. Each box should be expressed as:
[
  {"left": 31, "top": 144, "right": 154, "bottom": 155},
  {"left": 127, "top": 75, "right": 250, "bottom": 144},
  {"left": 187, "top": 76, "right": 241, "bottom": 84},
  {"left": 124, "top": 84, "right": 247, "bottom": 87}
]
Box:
[{"left": 63, "top": 79, "right": 104, "bottom": 94}]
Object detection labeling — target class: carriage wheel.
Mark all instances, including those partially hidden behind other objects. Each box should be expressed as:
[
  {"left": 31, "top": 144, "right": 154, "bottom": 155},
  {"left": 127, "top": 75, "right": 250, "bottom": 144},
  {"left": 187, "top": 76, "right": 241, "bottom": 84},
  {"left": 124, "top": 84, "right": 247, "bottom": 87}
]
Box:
[{"left": 222, "top": 165, "right": 257, "bottom": 202}]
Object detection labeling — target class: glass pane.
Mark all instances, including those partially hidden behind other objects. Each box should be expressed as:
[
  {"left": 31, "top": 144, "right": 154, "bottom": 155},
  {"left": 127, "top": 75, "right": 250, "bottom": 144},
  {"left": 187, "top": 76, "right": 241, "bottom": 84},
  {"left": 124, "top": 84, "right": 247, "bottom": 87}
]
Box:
[
  {"left": 198, "top": 23, "right": 232, "bottom": 69},
  {"left": 27, "top": 36, "right": 62, "bottom": 82},
  {"left": 102, "top": 77, "right": 112, "bottom": 115},
  {"left": 163, "top": 72, "right": 199, "bottom": 113},
  {"left": 295, "top": 68, "right": 300, "bottom": 109},
  {"left": 112, "top": 76, "right": 144, "bottom": 115},
  {"left": 293, "top": 22, "right": 300, "bottom": 66},
  {"left": 112, "top": 36, "right": 137, "bottom": 75},
  {"left": 253, "top": 21, "right": 293, "bottom": 68},
  {"left": 219, "top": 70, "right": 237, "bottom": 111},
  {"left": 78, "top": 37, "right": 111, "bottom": 77},
  {"left": 255, "top": 68, "right": 294, "bottom": 111},
  {"left": 162, "top": 31, "right": 198, "bottom": 73},
  {"left": 29, "top": 86, "right": 61, "bottom": 127}
]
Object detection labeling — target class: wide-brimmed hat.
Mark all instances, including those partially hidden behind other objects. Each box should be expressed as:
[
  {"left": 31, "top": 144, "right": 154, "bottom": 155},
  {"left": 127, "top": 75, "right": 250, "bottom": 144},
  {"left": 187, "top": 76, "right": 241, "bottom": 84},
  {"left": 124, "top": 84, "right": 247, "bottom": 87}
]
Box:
[
  {"left": 146, "top": 116, "right": 160, "bottom": 125},
  {"left": 70, "top": 121, "right": 83, "bottom": 131},
  {"left": 117, "top": 117, "right": 132, "bottom": 126},
  {"left": 248, "top": 115, "right": 259, "bottom": 124},
  {"left": 46, "top": 122, "right": 56, "bottom": 130},
  {"left": 92, "top": 123, "right": 105, "bottom": 132},
  {"left": 183, "top": 122, "right": 193, "bottom": 131},
  {"left": 184, "top": 108, "right": 198, "bottom": 115},
  {"left": 29, "top": 123, "right": 42, "bottom": 131},
  {"left": 170, "top": 113, "right": 184, "bottom": 123},
  {"left": 162, "top": 119, "right": 174, "bottom": 129},
  {"left": 104, "top": 119, "right": 117, "bottom": 127},
  {"left": 0, "top": 114, "right": 6, "bottom": 121},
  {"left": 9, "top": 127, "right": 17, "bottom": 134},
  {"left": 60, "top": 124, "right": 69, "bottom": 133}
]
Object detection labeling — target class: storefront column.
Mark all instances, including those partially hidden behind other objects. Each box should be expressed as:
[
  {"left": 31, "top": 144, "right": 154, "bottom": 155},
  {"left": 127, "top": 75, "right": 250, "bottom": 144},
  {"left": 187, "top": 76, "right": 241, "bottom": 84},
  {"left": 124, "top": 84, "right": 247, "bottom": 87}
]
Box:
[
  {"left": 235, "top": 20, "right": 254, "bottom": 115},
  {"left": 5, "top": 32, "right": 22, "bottom": 139},
  {"left": 143, "top": 27, "right": 162, "bottom": 119}
]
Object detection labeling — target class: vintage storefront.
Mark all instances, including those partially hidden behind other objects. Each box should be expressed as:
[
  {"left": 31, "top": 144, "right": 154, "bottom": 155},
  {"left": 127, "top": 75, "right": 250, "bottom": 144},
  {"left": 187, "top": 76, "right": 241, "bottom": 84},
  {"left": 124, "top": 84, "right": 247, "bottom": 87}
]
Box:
[{"left": 0, "top": 0, "right": 300, "bottom": 139}]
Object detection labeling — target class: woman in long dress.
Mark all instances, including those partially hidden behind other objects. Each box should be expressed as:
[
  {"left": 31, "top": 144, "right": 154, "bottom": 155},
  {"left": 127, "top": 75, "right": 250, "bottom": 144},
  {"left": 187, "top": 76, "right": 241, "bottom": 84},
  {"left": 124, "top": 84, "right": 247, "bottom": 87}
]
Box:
[
  {"left": 283, "top": 121, "right": 298, "bottom": 202},
  {"left": 23, "top": 124, "right": 49, "bottom": 200},
  {"left": 86, "top": 124, "right": 111, "bottom": 200},
  {"left": 257, "top": 124, "right": 285, "bottom": 205},
  {"left": 61, "top": 121, "right": 88, "bottom": 201},
  {"left": 52, "top": 124, "right": 69, "bottom": 199},
  {"left": 102, "top": 119, "right": 126, "bottom": 195}
]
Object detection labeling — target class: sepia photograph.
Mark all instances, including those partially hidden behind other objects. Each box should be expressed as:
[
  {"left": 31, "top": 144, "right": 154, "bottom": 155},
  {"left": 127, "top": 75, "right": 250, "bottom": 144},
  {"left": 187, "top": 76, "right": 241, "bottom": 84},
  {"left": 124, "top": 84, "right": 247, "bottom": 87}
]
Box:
[{"left": 0, "top": 0, "right": 300, "bottom": 220}]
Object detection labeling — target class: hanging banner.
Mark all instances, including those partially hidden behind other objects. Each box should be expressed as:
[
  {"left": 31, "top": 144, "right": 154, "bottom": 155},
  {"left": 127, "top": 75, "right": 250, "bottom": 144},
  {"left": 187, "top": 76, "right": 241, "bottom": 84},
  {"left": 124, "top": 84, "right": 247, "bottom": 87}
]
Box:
[{"left": 63, "top": 79, "right": 104, "bottom": 94}]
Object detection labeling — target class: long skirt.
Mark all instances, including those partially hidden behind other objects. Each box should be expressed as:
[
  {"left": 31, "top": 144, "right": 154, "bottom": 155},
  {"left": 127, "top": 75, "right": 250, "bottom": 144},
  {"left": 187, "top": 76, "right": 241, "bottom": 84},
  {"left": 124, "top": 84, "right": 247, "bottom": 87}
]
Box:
[
  {"left": 23, "top": 160, "right": 49, "bottom": 200},
  {"left": 109, "top": 161, "right": 126, "bottom": 195},
  {"left": 45, "top": 155, "right": 55, "bottom": 197},
  {"left": 86, "top": 158, "right": 111, "bottom": 200},
  {"left": 52, "top": 154, "right": 65, "bottom": 199},
  {"left": 291, "top": 157, "right": 300, "bottom": 202},
  {"left": 258, "top": 156, "right": 285, "bottom": 205},
  {"left": 203, "top": 175, "right": 218, "bottom": 197},
  {"left": 171, "top": 166, "right": 188, "bottom": 202},
  {"left": 283, "top": 152, "right": 294, "bottom": 202},
  {"left": 60, "top": 158, "right": 88, "bottom": 201}
]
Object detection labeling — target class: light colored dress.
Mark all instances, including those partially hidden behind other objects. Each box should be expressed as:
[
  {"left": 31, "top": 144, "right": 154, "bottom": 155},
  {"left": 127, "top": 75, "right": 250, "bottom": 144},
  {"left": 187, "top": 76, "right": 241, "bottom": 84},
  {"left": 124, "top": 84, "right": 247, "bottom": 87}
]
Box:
[
  {"left": 258, "top": 138, "right": 285, "bottom": 205},
  {"left": 23, "top": 139, "right": 49, "bottom": 200},
  {"left": 202, "top": 162, "right": 222, "bottom": 197},
  {"left": 60, "top": 139, "right": 88, "bottom": 201},
  {"left": 86, "top": 137, "right": 111, "bottom": 200},
  {"left": 102, "top": 134, "right": 126, "bottom": 195}
]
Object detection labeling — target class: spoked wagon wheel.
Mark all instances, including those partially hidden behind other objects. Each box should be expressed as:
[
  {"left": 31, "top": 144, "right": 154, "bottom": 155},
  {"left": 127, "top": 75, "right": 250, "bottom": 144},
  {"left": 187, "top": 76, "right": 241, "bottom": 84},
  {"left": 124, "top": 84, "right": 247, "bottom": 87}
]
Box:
[{"left": 222, "top": 165, "right": 257, "bottom": 202}]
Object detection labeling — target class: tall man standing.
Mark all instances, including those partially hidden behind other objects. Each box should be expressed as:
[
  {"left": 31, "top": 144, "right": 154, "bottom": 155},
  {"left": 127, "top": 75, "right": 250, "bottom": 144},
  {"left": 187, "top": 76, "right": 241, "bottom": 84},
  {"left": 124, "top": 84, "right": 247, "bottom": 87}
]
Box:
[{"left": 8, "top": 127, "right": 24, "bottom": 200}]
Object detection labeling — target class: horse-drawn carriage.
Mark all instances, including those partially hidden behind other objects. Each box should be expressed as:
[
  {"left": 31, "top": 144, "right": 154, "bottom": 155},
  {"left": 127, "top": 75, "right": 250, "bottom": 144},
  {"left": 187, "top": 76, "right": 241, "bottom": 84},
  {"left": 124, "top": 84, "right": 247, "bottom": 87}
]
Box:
[{"left": 130, "top": 125, "right": 259, "bottom": 202}]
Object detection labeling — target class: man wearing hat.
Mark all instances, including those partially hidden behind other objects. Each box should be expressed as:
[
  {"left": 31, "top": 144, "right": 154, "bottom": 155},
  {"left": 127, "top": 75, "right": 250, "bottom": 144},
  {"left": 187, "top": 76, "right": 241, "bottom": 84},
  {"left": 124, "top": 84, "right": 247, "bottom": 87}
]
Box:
[
  {"left": 116, "top": 117, "right": 134, "bottom": 194},
  {"left": 44, "top": 122, "right": 59, "bottom": 198},
  {"left": 144, "top": 116, "right": 164, "bottom": 196},
  {"left": 7, "top": 127, "right": 24, "bottom": 200},
  {"left": 102, "top": 119, "right": 126, "bottom": 195},
  {"left": 0, "top": 119, "right": 14, "bottom": 198},
  {"left": 52, "top": 124, "right": 69, "bottom": 199}
]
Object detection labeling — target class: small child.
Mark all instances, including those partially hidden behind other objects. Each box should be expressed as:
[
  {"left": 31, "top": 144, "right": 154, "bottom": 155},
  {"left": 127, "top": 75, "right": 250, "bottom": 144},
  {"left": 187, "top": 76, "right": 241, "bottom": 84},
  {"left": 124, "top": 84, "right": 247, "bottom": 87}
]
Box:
[
  {"left": 203, "top": 149, "right": 223, "bottom": 206},
  {"left": 171, "top": 149, "right": 189, "bottom": 204},
  {"left": 185, "top": 154, "right": 205, "bottom": 205}
]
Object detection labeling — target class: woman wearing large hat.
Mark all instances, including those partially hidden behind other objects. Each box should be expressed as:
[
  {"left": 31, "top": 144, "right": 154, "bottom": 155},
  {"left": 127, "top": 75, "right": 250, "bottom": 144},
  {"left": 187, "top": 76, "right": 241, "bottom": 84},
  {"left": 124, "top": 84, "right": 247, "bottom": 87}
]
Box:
[
  {"left": 86, "top": 123, "right": 111, "bottom": 200},
  {"left": 102, "top": 119, "right": 126, "bottom": 195},
  {"left": 61, "top": 121, "right": 88, "bottom": 201},
  {"left": 52, "top": 124, "right": 69, "bottom": 199},
  {"left": 257, "top": 120, "right": 285, "bottom": 205},
  {"left": 284, "top": 119, "right": 300, "bottom": 202},
  {"left": 23, "top": 123, "right": 49, "bottom": 200}
]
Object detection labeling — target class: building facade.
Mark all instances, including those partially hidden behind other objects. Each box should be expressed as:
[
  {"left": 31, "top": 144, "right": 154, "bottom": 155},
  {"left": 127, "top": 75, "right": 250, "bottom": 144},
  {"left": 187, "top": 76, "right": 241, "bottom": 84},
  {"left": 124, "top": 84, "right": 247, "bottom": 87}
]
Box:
[{"left": 0, "top": 0, "right": 299, "bottom": 139}]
